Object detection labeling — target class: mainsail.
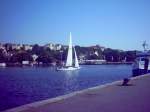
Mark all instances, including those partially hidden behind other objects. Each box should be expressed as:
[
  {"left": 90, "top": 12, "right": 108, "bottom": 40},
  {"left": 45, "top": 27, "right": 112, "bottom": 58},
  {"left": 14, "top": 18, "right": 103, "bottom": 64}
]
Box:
[{"left": 66, "top": 32, "right": 73, "bottom": 67}]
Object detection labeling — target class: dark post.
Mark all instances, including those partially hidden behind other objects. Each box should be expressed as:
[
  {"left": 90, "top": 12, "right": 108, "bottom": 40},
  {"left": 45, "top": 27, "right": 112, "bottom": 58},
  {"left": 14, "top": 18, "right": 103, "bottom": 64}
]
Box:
[
  {"left": 122, "top": 78, "right": 130, "bottom": 86},
  {"left": 144, "top": 58, "right": 149, "bottom": 74}
]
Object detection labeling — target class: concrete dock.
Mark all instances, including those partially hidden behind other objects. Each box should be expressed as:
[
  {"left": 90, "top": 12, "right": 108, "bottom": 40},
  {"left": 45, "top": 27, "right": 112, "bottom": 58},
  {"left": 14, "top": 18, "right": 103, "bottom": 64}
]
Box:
[{"left": 4, "top": 74, "right": 150, "bottom": 112}]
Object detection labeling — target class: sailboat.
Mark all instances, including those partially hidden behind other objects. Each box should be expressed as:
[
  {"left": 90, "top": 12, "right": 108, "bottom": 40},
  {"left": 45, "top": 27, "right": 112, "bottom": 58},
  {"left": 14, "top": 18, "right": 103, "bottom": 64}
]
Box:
[{"left": 57, "top": 32, "right": 80, "bottom": 71}]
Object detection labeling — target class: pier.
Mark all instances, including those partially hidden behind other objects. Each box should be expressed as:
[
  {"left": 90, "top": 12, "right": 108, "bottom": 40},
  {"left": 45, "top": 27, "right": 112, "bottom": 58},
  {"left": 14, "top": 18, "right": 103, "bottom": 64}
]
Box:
[{"left": 3, "top": 74, "right": 150, "bottom": 112}]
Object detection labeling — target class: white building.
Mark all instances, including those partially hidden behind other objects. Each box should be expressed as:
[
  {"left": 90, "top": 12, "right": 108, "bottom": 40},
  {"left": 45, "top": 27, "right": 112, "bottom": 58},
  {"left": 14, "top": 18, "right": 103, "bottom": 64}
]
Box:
[
  {"left": 55, "top": 44, "right": 62, "bottom": 50},
  {"left": 82, "top": 59, "right": 106, "bottom": 64},
  {"left": 45, "top": 43, "right": 62, "bottom": 50},
  {"left": 12, "top": 44, "right": 23, "bottom": 50},
  {"left": 44, "top": 43, "right": 55, "bottom": 50},
  {"left": 100, "top": 47, "right": 105, "bottom": 52},
  {"left": 94, "top": 51, "right": 99, "bottom": 56},
  {"left": 0, "top": 63, "right": 6, "bottom": 67},
  {"left": 23, "top": 44, "right": 33, "bottom": 51},
  {"left": 32, "top": 54, "right": 38, "bottom": 61},
  {"left": 0, "top": 43, "right": 5, "bottom": 50},
  {"left": 79, "top": 54, "right": 86, "bottom": 60},
  {"left": 22, "top": 61, "right": 29, "bottom": 65}
]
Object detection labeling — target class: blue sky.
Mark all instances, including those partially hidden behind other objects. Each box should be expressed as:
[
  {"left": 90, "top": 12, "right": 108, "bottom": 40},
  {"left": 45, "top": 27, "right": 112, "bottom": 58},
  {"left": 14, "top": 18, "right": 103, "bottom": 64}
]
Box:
[{"left": 0, "top": 0, "right": 150, "bottom": 50}]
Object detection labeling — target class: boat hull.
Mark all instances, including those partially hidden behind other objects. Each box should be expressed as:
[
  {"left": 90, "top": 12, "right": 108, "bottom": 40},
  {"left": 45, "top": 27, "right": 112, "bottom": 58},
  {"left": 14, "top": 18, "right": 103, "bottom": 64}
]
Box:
[
  {"left": 132, "top": 69, "right": 150, "bottom": 77},
  {"left": 56, "top": 66, "right": 80, "bottom": 71}
]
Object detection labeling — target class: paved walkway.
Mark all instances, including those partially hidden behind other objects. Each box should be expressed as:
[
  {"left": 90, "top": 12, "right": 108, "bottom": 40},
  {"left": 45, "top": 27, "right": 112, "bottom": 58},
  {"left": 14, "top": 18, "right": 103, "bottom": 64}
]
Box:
[{"left": 4, "top": 74, "right": 150, "bottom": 112}]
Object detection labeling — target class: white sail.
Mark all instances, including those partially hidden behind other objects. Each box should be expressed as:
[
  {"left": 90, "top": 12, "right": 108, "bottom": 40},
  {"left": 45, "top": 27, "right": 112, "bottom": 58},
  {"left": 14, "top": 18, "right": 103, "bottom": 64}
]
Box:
[
  {"left": 57, "top": 32, "right": 80, "bottom": 71},
  {"left": 74, "top": 47, "right": 79, "bottom": 68},
  {"left": 66, "top": 32, "right": 73, "bottom": 67}
]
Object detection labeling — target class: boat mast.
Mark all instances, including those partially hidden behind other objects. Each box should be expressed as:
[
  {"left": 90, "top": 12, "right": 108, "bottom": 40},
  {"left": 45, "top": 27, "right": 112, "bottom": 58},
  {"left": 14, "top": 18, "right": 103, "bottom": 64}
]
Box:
[
  {"left": 142, "top": 41, "right": 148, "bottom": 52},
  {"left": 66, "top": 32, "right": 73, "bottom": 67}
]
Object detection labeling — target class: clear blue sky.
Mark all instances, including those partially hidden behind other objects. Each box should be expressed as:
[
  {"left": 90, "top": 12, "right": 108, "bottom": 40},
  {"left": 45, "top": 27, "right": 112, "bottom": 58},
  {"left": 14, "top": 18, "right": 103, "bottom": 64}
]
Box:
[{"left": 0, "top": 0, "right": 150, "bottom": 50}]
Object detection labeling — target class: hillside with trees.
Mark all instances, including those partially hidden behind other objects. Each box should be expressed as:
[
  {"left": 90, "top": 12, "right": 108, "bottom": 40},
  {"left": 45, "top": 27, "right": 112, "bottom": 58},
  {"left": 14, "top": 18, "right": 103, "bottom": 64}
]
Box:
[{"left": 0, "top": 43, "right": 138, "bottom": 66}]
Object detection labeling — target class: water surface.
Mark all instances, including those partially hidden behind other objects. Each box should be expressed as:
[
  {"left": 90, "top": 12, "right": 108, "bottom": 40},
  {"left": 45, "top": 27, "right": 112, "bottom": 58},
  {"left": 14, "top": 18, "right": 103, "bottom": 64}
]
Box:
[{"left": 0, "top": 65, "right": 132, "bottom": 111}]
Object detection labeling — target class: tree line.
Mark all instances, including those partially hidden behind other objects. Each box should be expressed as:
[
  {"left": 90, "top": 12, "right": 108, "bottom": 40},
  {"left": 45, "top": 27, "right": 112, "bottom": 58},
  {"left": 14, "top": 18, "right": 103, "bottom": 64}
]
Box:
[{"left": 0, "top": 44, "right": 137, "bottom": 64}]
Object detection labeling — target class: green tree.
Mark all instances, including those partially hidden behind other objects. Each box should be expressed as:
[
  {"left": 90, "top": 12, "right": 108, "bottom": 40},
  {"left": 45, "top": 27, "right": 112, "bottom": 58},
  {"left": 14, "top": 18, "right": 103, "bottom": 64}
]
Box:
[
  {"left": 13, "top": 52, "right": 33, "bottom": 63},
  {"left": 36, "top": 50, "right": 56, "bottom": 63},
  {"left": 103, "top": 48, "right": 113, "bottom": 62},
  {"left": 32, "top": 44, "right": 43, "bottom": 55},
  {"left": 125, "top": 51, "right": 136, "bottom": 62},
  {"left": 0, "top": 49, "right": 6, "bottom": 63}
]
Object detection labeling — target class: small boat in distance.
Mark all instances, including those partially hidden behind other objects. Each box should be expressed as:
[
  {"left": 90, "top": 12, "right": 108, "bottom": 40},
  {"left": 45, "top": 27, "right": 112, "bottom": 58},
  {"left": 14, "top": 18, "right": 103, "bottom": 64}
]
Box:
[{"left": 57, "top": 32, "right": 80, "bottom": 71}]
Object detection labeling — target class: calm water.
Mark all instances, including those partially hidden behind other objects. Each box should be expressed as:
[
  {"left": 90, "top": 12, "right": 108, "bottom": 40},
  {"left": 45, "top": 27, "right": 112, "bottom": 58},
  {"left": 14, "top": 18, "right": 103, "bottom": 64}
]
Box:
[{"left": 0, "top": 65, "right": 132, "bottom": 111}]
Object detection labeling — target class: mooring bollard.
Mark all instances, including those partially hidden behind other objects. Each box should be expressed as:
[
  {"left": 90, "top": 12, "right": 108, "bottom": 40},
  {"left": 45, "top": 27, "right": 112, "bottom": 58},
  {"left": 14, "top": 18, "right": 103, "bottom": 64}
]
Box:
[{"left": 122, "top": 78, "right": 130, "bottom": 86}]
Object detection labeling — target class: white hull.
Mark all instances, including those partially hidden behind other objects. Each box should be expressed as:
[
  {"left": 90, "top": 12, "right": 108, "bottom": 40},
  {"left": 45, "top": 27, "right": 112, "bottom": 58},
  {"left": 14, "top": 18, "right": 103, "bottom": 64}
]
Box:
[
  {"left": 57, "top": 66, "right": 80, "bottom": 71},
  {"left": 132, "top": 63, "right": 150, "bottom": 70},
  {"left": 132, "top": 55, "right": 150, "bottom": 70}
]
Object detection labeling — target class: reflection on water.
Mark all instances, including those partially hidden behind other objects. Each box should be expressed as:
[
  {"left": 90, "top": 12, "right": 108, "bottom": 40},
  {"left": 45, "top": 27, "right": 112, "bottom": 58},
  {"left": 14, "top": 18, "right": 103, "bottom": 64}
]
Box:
[
  {"left": 0, "top": 65, "right": 132, "bottom": 111},
  {"left": 63, "top": 70, "right": 79, "bottom": 93}
]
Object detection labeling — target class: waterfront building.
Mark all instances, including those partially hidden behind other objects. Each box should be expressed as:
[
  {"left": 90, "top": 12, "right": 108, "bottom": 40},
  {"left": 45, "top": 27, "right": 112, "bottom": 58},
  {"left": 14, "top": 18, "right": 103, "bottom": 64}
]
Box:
[
  {"left": 78, "top": 54, "right": 86, "bottom": 60},
  {"left": 0, "top": 43, "right": 5, "bottom": 50},
  {"left": 55, "top": 44, "right": 62, "bottom": 50},
  {"left": 22, "top": 61, "right": 29, "bottom": 65},
  {"left": 62, "top": 45, "right": 68, "bottom": 50},
  {"left": 11, "top": 44, "right": 23, "bottom": 50},
  {"left": 23, "top": 44, "right": 33, "bottom": 51},
  {"left": 94, "top": 51, "right": 99, "bottom": 56},
  {"left": 81, "top": 59, "right": 106, "bottom": 64},
  {"left": 32, "top": 54, "right": 38, "bottom": 61},
  {"left": 90, "top": 45, "right": 106, "bottom": 51},
  {"left": 101, "top": 47, "right": 105, "bottom": 52},
  {"left": 45, "top": 43, "right": 62, "bottom": 51},
  {"left": 44, "top": 43, "right": 55, "bottom": 50},
  {"left": 0, "top": 63, "right": 6, "bottom": 67}
]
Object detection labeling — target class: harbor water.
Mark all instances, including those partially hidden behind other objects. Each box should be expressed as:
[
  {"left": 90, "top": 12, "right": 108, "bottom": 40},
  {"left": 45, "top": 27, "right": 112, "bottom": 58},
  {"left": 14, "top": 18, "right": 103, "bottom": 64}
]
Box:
[{"left": 0, "top": 65, "right": 132, "bottom": 111}]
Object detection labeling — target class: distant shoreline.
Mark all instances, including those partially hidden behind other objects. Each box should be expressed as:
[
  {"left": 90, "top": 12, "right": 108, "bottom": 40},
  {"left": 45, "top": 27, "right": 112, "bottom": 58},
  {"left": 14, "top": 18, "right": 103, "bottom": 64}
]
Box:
[
  {"left": 81, "top": 62, "right": 133, "bottom": 65},
  {"left": 0, "top": 62, "right": 133, "bottom": 67}
]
